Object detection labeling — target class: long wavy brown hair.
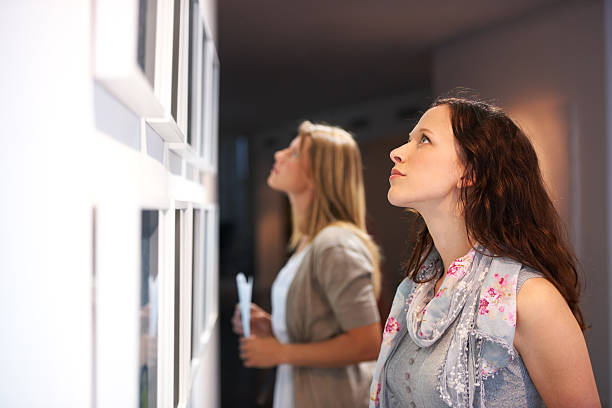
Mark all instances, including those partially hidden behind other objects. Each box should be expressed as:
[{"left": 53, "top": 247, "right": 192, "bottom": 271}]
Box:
[{"left": 404, "top": 95, "right": 585, "bottom": 330}]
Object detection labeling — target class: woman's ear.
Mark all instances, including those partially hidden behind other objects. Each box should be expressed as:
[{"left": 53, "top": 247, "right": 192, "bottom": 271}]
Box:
[{"left": 457, "top": 170, "right": 474, "bottom": 188}]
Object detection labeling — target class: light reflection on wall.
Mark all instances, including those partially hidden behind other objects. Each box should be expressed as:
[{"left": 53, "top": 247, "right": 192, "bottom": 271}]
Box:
[{"left": 509, "top": 98, "right": 572, "bottom": 224}]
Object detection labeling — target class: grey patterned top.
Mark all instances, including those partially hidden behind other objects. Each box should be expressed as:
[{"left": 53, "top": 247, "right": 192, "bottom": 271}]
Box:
[{"left": 384, "top": 270, "right": 545, "bottom": 408}]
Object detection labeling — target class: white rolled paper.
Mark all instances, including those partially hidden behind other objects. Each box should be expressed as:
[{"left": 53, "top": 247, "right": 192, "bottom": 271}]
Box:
[{"left": 236, "top": 272, "right": 253, "bottom": 337}]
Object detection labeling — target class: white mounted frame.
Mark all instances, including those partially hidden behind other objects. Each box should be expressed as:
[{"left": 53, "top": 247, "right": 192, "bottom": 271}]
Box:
[
  {"left": 191, "top": 39, "right": 219, "bottom": 172},
  {"left": 189, "top": 203, "right": 218, "bottom": 380},
  {"left": 148, "top": 0, "right": 192, "bottom": 143},
  {"left": 94, "top": 0, "right": 164, "bottom": 118},
  {"left": 170, "top": 1, "right": 218, "bottom": 173},
  {"left": 93, "top": 131, "right": 170, "bottom": 408},
  {"left": 139, "top": 209, "right": 161, "bottom": 408},
  {"left": 171, "top": 202, "right": 197, "bottom": 408},
  {"left": 208, "top": 51, "right": 220, "bottom": 170},
  {"left": 190, "top": 206, "right": 206, "bottom": 365},
  {"left": 202, "top": 205, "right": 219, "bottom": 345},
  {"left": 169, "top": 0, "right": 205, "bottom": 161}
]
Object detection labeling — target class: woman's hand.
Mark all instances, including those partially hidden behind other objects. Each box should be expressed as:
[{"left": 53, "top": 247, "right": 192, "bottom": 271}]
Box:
[
  {"left": 231, "top": 303, "right": 273, "bottom": 338},
  {"left": 239, "top": 336, "right": 285, "bottom": 368}
]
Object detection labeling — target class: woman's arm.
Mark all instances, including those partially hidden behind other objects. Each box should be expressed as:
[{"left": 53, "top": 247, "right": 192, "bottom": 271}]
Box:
[
  {"left": 239, "top": 321, "right": 381, "bottom": 368},
  {"left": 514, "top": 278, "right": 600, "bottom": 407}
]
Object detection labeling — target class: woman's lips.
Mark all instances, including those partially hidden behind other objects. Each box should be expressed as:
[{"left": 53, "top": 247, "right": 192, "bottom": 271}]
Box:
[{"left": 389, "top": 168, "right": 405, "bottom": 181}]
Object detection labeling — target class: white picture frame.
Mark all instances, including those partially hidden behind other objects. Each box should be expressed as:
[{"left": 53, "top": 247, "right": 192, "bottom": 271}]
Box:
[
  {"left": 94, "top": 0, "right": 164, "bottom": 118},
  {"left": 93, "top": 131, "right": 170, "bottom": 408},
  {"left": 190, "top": 206, "right": 204, "bottom": 360},
  {"left": 170, "top": 2, "right": 218, "bottom": 171},
  {"left": 202, "top": 204, "right": 219, "bottom": 342},
  {"left": 169, "top": 0, "right": 204, "bottom": 161},
  {"left": 193, "top": 40, "right": 219, "bottom": 172},
  {"left": 148, "top": 0, "right": 192, "bottom": 143},
  {"left": 170, "top": 202, "right": 199, "bottom": 408},
  {"left": 139, "top": 209, "right": 161, "bottom": 408}
]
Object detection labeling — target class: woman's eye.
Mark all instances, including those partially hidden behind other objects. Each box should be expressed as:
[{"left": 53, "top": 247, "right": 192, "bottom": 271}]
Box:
[{"left": 420, "top": 134, "right": 430, "bottom": 144}]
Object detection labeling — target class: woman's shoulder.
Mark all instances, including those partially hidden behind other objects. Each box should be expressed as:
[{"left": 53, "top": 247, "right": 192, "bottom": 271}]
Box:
[
  {"left": 488, "top": 255, "right": 545, "bottom": 291},
  {"left": 311, "top": 224, "right": 368, "bottom": 252}
]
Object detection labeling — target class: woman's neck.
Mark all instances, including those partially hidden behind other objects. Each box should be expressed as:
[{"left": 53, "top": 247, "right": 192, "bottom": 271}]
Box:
[
  {"left": 288, "top": 189, "right": 312, "bottom": 218},
  {"left": 420, "top": 206, "right": 473, "bottom": 274},
  {"left": 289, "top": 189, "right": 313, "bottom": 254}
]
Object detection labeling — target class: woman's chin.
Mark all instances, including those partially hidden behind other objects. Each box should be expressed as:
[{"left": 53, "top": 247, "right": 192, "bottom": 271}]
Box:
[
  {"left": 388, "top": 190, "right": 416, "bottom": 209},
  {"left": 387, "top": 189, "right": 404, "bottom": 207},
  {"left": 267, "top": 178, "right": 284, "bottom": 193}
]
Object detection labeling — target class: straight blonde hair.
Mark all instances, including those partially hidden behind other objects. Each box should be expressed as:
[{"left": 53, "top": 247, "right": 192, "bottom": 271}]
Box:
[{"left": 290, "top": 120, "right": 381, "bottom": 297}]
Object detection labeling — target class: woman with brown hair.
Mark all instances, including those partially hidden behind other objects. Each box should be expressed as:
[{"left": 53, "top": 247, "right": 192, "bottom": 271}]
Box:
[
  {"left": 370, "top": 96, "right": 600, "bottom": 407},
  {"left": 232, "top": 121, "right": 382, "bottom": 408}
]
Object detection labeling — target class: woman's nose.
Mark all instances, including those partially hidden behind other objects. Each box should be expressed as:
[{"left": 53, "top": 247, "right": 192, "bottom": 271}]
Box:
[
  {"left": 274, "top": 149, "right": 282, "bottom": 160},
  {"left": 390, "top": 146, "right": 403, "bottom": 163}
]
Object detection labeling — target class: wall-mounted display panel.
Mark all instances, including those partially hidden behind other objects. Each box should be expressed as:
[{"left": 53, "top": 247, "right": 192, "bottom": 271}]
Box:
[
  {"left": 169, "top": 0, "right": 215, "bottom": 166},
  {"left": 191, "top": 40, "right": 219, "bottom": 171},
  {"left": 172, "top": 204, "right": 196, "bottom": 408},
  {"left": 191, "top": 207, "right": 205, "bottom": 361},
  {"left": 208, "top": 54, "right": 220, "bottom": 169},
  {"left": 173, "top": 208, "right": 184, "bottom": 408},
  {"left": 140, "top": 210, "right": 160, "bottom": 408},
  {"left": 201, "top": 205, "right": 219, "bottom": 344},
  {"left": 91, "top": 1, "right": 219, "bottom": 405},
  {"left": 95, "top": 204, "right": 155, "bottom": 408},
  {"left": 94, "top": 0, "right": 164, "bottom": 118},
  {"left": 148, "top": 0, "right": 192, "bottom": 144}
]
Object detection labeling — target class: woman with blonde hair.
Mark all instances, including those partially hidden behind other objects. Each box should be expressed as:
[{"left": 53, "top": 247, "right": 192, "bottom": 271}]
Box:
[{"left": 232, "top": 120, "right": 382, "bottom": 408}]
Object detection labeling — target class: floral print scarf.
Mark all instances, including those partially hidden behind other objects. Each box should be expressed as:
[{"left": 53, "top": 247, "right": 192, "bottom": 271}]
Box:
[{"left": 369, "top": 247, "right": 521, "bottom": 407}]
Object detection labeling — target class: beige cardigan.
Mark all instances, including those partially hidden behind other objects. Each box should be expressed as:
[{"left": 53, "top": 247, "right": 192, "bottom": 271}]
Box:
[{"left": 286, "top": 225, "right": 380, "bottom": 408}]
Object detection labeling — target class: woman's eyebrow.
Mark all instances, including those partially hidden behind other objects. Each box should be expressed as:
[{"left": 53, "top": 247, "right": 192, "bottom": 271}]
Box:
[{"left": 420, "top": 127, "right": 433, "bottom": 134}]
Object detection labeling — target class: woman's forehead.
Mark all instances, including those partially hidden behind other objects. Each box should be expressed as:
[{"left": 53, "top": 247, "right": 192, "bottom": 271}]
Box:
[{"left": 415, "top": 105, "right": 453, "bottom": 136}]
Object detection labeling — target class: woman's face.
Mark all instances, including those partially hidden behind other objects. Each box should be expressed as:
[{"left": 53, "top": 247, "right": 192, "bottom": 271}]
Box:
[
  {"left": 267, "top": 136, "right": 313, "bottom": 195},
  {"left": 388, "top": 105, "right": 465, "bottom": 212}
]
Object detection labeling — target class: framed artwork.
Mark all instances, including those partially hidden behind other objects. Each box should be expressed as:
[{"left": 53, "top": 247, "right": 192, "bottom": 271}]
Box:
[
  {"left": 198, "top": 21, "right": 211, "bottom": 159},
  {"left": 192, "top": 40, "right": 219, "bottom": 170},
  {"left": 140, "top": 210, "right": 160, "bottom": 408},
  {"left": 208, "top": 55, "right": 220, "bottom": 169},
  {"left": 199, "top": 204, "right": 218, "bottom": 344},
  {"left": 148, "top": 0, "right": 191, "bottom": 143},
  {"left": 173, "top": 208, "right": 183, "bottom": 408},
  {"left": 190, "top": 207, "right": 205, "bottom": 361},
  {"left": 169, "top": 0, "right": 210, "bottom": 163},
  {"left": 169, "top": 4, "right": 218, "bottom": 171},
  {"left": 186, "top": 0, "right": 198, "bottom": 147},
  {"left": 94, "top": 0, "right": 164, "bottom": 118},
  {"left": 200, "top": 208, "right": 210, "bottom": 337},
  {"left": 172, "top": 204, "right": 197, "bottom": 408}
]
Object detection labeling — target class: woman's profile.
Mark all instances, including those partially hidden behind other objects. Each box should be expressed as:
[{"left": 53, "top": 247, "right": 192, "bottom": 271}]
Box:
[
  {"left": 370, "top": 95, "right": 600, "bottom": 407},
  {"left": 233, "top": 121, "right": 382, "bottom": 408}
]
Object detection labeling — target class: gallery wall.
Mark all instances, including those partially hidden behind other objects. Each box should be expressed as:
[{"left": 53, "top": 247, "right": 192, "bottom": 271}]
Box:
[{"left": 0, "top": 1, "right": 220, "bottom": 407}]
